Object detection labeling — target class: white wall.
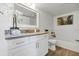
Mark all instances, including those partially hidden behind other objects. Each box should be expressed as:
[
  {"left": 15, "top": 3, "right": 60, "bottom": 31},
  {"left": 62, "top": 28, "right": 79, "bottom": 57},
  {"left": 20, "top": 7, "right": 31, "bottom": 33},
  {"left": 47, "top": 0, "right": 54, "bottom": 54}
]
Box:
[
  {"left": 0, "top": 3, "right": 13, "bottom": 55},
  {"left": 35, "top": 9, "right": 53, "bottom": 32},
  {"left": 0, "top": 15, "right": 8, "bottom": 55},
  {"left": 0, "top": 4, "right": 13, "bottom": 30},
  {"left": 53, "top": 11, "right": 79, "bottom": 52}
]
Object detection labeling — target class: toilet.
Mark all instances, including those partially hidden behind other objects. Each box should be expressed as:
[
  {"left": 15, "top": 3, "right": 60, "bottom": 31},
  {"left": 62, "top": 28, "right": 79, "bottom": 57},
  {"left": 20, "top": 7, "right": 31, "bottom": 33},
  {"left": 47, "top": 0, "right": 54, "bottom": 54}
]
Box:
[
  {"left": 48, "top": 39, "right": 57, "bottom": 51},
  {"left": 48, "top": 32, "right": 57, "bottom": 51}
]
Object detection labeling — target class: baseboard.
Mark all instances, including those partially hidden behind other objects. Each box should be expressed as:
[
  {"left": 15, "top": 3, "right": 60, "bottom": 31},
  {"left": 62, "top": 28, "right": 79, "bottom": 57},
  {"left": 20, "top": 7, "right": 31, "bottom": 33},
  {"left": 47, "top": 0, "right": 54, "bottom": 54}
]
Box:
[{"left": 56, "top": 40, "right": 79, "bottom": 53}]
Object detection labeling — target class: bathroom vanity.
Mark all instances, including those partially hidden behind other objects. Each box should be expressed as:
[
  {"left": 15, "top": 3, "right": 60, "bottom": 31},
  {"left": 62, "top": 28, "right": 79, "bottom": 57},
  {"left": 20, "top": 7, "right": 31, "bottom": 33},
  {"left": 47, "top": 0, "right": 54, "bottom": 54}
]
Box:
[
  {"left": 0, "top": 3, "right": 48, "bottom": 56},
  {"left": 5, "top": 32, "right": 48, "bottom": 56},
  {"left": 4, "top": 3, "right": 48, "bottom": 56}
]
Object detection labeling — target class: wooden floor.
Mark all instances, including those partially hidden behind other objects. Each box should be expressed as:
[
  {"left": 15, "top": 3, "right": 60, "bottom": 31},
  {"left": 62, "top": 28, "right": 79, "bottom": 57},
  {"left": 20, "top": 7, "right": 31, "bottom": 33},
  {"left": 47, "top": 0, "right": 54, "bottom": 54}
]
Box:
[{"left": 46, "top": 46, "right": 79, "bottom": 56}]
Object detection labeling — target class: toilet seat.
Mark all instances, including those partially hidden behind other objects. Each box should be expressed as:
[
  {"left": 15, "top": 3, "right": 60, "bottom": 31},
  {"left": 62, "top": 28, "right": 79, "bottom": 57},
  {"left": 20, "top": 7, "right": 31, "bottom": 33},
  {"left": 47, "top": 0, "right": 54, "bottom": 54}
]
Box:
[{"left": 48, "top": 39, "right": 56, "bottom": 44}]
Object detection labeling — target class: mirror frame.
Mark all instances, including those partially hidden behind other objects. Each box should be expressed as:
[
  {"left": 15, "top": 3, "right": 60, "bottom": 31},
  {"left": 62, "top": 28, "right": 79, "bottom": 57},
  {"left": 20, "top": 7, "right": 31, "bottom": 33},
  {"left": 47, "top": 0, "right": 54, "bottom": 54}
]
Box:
[{"left": 15, "top": 3, "right": 39, "bottom": 28}]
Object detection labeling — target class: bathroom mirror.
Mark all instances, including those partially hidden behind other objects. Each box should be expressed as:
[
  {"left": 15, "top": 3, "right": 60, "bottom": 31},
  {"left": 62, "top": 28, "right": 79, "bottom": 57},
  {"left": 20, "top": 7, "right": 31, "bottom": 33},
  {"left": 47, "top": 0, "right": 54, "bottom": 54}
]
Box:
[{"left": 14, "top": 3, "right": 39, "bottom": 27}]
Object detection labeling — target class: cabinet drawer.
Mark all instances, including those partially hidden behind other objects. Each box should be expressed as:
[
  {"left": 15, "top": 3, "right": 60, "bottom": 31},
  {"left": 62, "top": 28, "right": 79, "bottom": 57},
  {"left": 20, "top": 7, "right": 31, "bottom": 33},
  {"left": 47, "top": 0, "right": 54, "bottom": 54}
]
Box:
[
  {"left": 8, "top": 44, "right": 26, "bottom": 56},
  {"left": 8, "top": 42, "right": 37, "bottom": 56},
  {"left": 7, "top": 37, "right": 30, "bottom": 50}
]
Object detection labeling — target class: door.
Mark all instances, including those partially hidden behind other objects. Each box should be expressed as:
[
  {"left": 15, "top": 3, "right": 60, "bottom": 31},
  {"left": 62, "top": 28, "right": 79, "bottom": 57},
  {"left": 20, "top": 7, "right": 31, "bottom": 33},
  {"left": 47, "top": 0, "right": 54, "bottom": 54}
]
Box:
[
  {"left": 38, "top": 35, "right": 48, "bottom": 56},
  {"left": 22, "top": 42, "right": 38, "bottom": 56}
]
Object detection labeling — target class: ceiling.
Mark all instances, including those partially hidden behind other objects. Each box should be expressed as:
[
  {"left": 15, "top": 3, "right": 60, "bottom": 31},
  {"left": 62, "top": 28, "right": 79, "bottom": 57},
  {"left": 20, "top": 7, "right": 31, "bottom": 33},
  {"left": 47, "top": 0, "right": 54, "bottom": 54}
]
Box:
[{"left": 35, "top": 3, "right": 79, "bottom": 16}]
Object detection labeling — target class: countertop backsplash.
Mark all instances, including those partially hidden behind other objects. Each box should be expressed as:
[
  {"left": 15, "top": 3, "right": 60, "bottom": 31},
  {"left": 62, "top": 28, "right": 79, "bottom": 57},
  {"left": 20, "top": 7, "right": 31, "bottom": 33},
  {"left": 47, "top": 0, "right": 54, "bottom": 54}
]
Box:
[{"left": 5, "top": 27, "right": 40, "bottom": 35}]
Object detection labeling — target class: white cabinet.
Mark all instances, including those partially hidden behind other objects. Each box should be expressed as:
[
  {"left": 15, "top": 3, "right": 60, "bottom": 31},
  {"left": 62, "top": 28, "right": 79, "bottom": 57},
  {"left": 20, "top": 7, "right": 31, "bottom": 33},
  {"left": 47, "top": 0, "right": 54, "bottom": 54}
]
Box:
[
  {"left": 35, "top": 34, "right": 48, "bottom": 56},
  {"left": 24, "top": 34, "right": 48, "bottom": 56},
  {"left": 21, "top": 42, "right": 38, "bottom": 56},
  {"left": 8, "top": 42, "right": 37, "bottom": 56},
  {"left": 7, "top": 34, "right": 48, "bottom": 56},
  {"left": 37, "top": 38, "right": 48, "bottom": 56}
]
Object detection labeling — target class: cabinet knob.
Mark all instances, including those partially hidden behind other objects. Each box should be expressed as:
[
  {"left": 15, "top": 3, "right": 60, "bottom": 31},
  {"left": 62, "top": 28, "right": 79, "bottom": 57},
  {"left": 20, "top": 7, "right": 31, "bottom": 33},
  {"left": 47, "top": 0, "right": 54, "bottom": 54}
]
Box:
[
  {"left": 38, "top": 43, "right": 39, "bottom": 48},
  {"left": 36, "top": 43, "right": 38, "bottom": 48}
]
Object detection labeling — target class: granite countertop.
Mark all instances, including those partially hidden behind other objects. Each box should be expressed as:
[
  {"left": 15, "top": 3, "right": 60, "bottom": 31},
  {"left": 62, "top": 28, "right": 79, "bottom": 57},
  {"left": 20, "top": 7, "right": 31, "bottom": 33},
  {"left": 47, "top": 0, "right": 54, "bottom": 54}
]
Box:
[{"left": 5, "top": 32, "right": 48, "bottom": 40}]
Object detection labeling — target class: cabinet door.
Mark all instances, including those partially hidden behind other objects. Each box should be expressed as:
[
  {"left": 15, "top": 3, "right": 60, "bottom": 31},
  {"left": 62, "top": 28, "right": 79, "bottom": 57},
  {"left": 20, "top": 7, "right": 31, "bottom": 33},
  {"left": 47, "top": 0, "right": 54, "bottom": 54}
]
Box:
[
  {"left": 38, "top": 35, "right": 48, "bottom": 56},
  {"left": 22, "top": 42, "right": 38, "bottom": 56},
  {"left": 8, "top": 41, "right": 38, "bottom": 56}
]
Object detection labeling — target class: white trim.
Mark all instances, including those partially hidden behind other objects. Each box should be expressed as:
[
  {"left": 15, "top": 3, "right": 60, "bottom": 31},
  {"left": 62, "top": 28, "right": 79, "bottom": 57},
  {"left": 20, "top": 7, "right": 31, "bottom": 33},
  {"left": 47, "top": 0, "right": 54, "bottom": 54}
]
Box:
[{"left": 56, "top": 40, "right": 79, "bottom": 53}]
